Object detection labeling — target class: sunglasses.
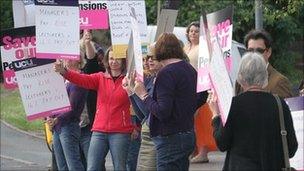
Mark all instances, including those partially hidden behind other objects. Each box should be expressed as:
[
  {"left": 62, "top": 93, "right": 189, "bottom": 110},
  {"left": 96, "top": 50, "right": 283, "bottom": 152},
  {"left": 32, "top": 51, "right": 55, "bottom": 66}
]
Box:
[{"left": 246, "top": 48, "right": 267, "bottom": 54}]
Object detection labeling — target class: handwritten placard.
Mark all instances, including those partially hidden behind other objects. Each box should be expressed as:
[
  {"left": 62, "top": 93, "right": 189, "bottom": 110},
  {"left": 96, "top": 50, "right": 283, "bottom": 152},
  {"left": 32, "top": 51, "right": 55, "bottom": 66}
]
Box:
[
  {"left": 79, "top": 0, "right": 109, "bottom": 30},
  {"left": 35, "top": 0, "right": 80, "bottom": 59},
  {"left": 107, "top": 0, "right": 148, "bottom": 58},
  {"left": 0, "top": 26, "right": 36, "bottom": 89},
  {"left": 209, "top": 40, "right": 233, "bottom": 124},
  {"left": 14, "top": 58, "right": 70, "bottom": 121}
]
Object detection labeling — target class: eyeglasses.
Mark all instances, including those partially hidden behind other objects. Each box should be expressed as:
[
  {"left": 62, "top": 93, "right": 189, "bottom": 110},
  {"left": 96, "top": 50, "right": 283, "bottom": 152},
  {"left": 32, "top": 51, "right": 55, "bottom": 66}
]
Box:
[{"left": 246, "top": 48, "right": 267, "bottom": 54}]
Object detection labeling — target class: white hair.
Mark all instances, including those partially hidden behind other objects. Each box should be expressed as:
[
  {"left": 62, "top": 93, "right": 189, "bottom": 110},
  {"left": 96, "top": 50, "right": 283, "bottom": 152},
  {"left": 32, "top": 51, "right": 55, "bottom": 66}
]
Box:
[{"left": 237, "top": 52, "right": 268, "bottom": 88}]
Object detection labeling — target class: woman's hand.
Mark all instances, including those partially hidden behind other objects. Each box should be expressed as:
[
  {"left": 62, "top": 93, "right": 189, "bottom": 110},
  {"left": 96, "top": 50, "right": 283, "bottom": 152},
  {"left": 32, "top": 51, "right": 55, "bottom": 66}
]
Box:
[
  {"left": 122, "top": 76, "right": 134, "bottom": 96},
  {"left": 83, "top": 30, "right": 92, "bottom": 44},
  {"left": 207, "top": 90, "right": 220, "bottom": 118},
  {"left": 54, "top": 60, "right": 66, "bottom": 75},
  {"left": 134, "top": 79, "right": 148, "bottom": 100},
  {"left": 46, "top": 117, "right": 58, "bottom": 131}
]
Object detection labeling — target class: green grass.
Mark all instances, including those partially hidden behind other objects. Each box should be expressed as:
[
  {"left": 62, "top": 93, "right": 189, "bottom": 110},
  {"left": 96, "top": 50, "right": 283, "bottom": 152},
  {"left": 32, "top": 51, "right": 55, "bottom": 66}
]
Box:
[{"left": 0, "top": 84, "right": 44, "bottom": 132}]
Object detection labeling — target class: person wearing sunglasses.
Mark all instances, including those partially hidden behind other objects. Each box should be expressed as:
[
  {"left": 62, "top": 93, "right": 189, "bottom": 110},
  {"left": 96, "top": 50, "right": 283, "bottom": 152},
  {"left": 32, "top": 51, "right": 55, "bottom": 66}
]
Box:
[{"left": 235, "top": 29, "right": 293, "bottom": 98}]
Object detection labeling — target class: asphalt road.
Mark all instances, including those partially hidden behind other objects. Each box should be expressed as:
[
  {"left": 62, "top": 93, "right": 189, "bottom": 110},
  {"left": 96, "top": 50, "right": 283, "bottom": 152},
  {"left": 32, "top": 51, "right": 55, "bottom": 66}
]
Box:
[{"left": 0, "top": 121, "right": 225, "bottom": 170}]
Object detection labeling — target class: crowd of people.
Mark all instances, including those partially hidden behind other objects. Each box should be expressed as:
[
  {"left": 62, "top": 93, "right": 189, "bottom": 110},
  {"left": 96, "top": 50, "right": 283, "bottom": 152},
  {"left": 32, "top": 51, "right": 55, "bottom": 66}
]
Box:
[{"left": 47, "top": 25, "right": 299, "bottom": 171}]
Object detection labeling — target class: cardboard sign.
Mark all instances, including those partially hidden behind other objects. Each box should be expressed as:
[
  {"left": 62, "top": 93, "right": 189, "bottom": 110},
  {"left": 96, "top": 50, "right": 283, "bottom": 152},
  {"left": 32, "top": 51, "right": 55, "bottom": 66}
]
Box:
[
  {"left": 154, "top": 9, "right": 178, "bottom": 41},
  {"left": 79, "top": 0, "right": 109, "bottom": 30},
  {"left": 0, "top": 26, "right": 36, "bottom": 89},
  {"left": 35, "top": 0, "right": 80, "bottom": 59},
  {"left": 13, "top": 58, "right": 70, "bottom": 121},
  {"left": 107, "top": 0, "right": 148, "bottom": 58}
]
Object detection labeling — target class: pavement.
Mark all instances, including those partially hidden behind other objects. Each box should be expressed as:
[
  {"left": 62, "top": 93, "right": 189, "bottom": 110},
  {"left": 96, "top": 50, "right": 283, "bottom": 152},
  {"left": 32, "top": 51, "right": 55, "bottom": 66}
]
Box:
[{"left": 0, "top": 120, "right": 225, "bottom": 170}]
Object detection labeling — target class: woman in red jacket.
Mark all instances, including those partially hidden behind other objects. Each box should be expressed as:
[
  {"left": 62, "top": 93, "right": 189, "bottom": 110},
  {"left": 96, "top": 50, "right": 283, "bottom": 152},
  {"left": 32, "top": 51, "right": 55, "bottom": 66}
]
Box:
[{"left": 54, "top": 47, "right": 133, "bottom": 171}]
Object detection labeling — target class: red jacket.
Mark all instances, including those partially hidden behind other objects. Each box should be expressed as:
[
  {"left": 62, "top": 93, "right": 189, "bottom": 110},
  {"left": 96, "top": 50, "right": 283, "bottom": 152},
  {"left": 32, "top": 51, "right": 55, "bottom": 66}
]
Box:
[{"left": 64, "top": 70, "right": 133, "bottom": 133}]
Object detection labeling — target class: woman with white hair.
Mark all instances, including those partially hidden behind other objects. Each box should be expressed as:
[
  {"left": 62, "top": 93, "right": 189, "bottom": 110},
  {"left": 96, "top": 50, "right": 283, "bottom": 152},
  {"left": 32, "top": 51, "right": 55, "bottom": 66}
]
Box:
[{"left": 207, "top": 52, "right": 298, "bottom": 170}]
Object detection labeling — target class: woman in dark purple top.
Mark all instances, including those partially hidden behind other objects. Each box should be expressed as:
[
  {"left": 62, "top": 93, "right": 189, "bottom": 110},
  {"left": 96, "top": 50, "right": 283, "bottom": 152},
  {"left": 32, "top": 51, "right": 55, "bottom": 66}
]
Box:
[
  {"left": 47, "top": 59, "right": 87, "bottom": 171},
  {"left": 133, "top": 33, "right": 197, "bottom": 170}
]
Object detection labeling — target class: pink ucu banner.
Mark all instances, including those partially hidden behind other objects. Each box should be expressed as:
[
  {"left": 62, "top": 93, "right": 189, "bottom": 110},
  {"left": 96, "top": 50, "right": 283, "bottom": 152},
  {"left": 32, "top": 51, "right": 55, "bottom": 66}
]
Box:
[{"left": 79, "top": 1, "right": 109, "bottom": 30}]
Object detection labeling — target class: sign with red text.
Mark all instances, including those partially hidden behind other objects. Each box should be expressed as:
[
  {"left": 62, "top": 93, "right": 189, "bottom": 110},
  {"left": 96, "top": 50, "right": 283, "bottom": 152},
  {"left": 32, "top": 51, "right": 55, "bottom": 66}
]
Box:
[
  {"left": 207, "top": 5, "right": 233, "bottom": 76},
  {"left": 0, "top": 26, "right": 36, "bottom": 89},
  {"left": 13, "top": 58, "right": 71, "bottom": 121},
  {"left": 79, "top": 0, "right": 109, "bottom": 30},
  {"left": 35, "top": 0, "right": 80, "bottom": 60},
  {"left": 197, "top": 6, "right": 233, "bottom": 92},
  {"left": 107, "top": 0, "right": 148, "bottom": 58}
]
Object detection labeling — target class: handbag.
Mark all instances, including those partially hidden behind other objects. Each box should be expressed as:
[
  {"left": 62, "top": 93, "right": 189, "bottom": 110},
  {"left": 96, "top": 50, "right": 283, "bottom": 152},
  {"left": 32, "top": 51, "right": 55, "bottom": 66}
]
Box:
[{"left": 273, "top": 94, "right": 296, "bottom": 171}]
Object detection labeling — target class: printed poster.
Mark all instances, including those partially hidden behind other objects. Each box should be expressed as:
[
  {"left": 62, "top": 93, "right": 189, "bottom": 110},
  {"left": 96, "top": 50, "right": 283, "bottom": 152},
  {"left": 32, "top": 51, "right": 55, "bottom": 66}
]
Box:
[
  {"left": 0, "top": 26, "right": 36, "bottom": 89},
  {"left": 207, "top": 5, "right": 233, "bottom": 77},
  {"left": 197, "top": 5, "right": 234, "bottom": 92},
  {"left": 286, "top": 96, "right": 304, "bottom": 170},
  {"left": 197, "top": 12, "right": 212, "bottom": 92},
  {"left": 107, "top": 0, "right": 148, "bottom": 58},
  {"left": 13, "top": 58, "right": 71, "bottom": 121},
  {"left": 35, "top": 0, "right": 80, "bottom": 59},
  {"left": 79, "top": 0, "right": 109, "bottom": 30}
]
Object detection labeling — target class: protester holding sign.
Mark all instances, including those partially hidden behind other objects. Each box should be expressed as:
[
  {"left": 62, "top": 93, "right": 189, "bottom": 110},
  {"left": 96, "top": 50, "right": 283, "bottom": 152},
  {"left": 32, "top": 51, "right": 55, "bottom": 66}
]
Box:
[
  {"left": 47, "top": 58, "right": 87, "bottom": 171},
  {"left": 54, "top": 46, "right": 133, "bottom": 171},
  {"left": 208, "top": 52, "right": 298, "bottom": 170},
  {"left": 184, "top": 21, "right": 216, "bottom": 163},
  {"left": 122, "top": 44, "right": 162, "bottom": 171},
  {"left": 131, "top": 33, "right": 197, "bottom": 170}
]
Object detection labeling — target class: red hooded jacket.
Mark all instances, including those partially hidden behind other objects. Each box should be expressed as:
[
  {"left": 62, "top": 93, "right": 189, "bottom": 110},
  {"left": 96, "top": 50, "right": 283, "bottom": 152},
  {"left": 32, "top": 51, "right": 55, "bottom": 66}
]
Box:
[{"left": 64, "top": 70, "right": 133, "bottom": 133}]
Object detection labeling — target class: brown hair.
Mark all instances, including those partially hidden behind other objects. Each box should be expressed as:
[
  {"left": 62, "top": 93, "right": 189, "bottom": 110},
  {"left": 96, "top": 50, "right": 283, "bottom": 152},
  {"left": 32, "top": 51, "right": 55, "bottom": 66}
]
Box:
[
  {"left": 186, "top": 21, "right": 200, "bottom": 42},
  {"left": 102, "top": 46, "right": 127, "bottom": 74},
  {"left": 155, "top": 33, "right": 185, "bottom": 61}
]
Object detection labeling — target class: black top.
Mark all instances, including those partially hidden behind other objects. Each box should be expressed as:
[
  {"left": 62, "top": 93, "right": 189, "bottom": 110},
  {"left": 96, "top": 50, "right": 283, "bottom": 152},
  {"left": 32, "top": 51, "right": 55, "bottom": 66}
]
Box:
[
  {"left": 212, "top": 91, "right": 298, "bottom": 171},
  {"left": 144, "top": 61, "right": 197, "bottom": 137},
  {"left": 82, "top": 55, "right": 105, "bottom": 129}
]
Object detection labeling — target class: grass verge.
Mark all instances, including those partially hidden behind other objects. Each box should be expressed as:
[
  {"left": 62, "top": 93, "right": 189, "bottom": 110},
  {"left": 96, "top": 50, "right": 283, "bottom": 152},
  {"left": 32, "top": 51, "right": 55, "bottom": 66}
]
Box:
[{"left": 1, "top": 84, "right": 44, "bottom": 132}]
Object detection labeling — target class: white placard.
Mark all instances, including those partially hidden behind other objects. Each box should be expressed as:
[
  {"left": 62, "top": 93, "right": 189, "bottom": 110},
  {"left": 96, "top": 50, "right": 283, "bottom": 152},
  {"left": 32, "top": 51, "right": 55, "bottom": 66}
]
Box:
[
  {"left": 107, "top": 0, "right": 148, "bottom": 58},
  {"left": 13, "top": 0, "right": 35, "bottom": 28},
  {"left": 15, "top": 62, "right": 70, "bottom": 121},
  {"left": 130, "top": 7, "right": 143, "bottom": 82},
  {"left": 35, "top": 4, "right": 80, "bottom": 59},
  {"left": 209, "top": 40, "right": 233, "bottom": 124},
  {"left": 290, "top": 110, "right": 304, "bottom": 170}
]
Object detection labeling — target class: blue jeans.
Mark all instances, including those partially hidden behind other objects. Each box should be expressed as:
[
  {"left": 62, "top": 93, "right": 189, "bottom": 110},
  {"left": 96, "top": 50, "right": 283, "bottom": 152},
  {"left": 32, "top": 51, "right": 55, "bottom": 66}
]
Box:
[
  {"left": 53, "top": 122, "right": 84, "bottom": 171},
  {"left": 87, "top": 132, "right": 131, "bottom": 171},
  {"left": 152, "top": 130, "right": 195, "bottom": 171},
  {"left": 127, "top": 134, "right": 141, "bottom": 171},
  {"left": 80, "top": 126, "right": 92, "bottom": 168}
]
